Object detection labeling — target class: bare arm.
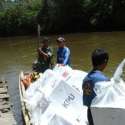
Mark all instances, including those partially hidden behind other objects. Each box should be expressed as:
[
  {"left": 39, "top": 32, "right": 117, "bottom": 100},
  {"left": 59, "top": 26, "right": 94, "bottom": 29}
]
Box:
[{"left": 38, "top": 48, "right": 49, "bottom": 59}]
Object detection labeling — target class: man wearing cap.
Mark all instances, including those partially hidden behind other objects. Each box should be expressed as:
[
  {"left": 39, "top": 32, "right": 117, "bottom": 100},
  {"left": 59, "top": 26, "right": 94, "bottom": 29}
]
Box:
[
  {"left": 56, "top": 37, "right": 71, "bottom": 66},
  {"left": 34, "top": 37, "right": 53, "bottom": 72}
]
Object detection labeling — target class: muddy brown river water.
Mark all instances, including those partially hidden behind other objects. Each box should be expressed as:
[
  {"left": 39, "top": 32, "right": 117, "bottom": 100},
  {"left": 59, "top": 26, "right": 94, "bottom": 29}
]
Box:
[{"left": 0, "top": 32, "right": 125, "bottom": 124}]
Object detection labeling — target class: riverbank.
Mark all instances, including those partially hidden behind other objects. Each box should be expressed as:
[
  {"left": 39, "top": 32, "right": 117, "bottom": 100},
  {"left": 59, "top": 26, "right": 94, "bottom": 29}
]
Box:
[
  {"left": 1, "top": 0, "right": 125, "bottom": 37},
  {"left": 0, "top": 80, "right": 16, "bottom": 125}
]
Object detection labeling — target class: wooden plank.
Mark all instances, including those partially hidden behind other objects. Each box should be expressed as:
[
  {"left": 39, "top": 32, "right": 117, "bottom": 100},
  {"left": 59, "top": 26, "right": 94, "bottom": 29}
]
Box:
[
  {"left": 0, "top": 81, "right": 16, "bottom": 124},
  {"left": 0, "top": 104, "right": 10, "bottom": 110},
  {"left": 0, "top": 94, "right": 9, "bottom": 100},
  {"left": 0, "top": 111, "right": 16, "bottom": 124},
  {"left": 0, "top": 84, "right": 8, "bottom": 88},
  {"left": 0, "top": 88, "right": 7, "bottom": 94},
  {"left": 0, "top": 80, "right": 7, "bottom": 84},
  {"left": 0, "top": 101, "right": 9, "bottom": 105}
]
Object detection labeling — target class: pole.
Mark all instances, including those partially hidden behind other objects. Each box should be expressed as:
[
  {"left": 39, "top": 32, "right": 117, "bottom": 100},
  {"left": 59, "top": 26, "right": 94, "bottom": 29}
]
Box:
[
  {"left": 32, "top": 24, "right": 41, "bottom": 71},
  {"left": 37, "top": 24, "right": 41, "bottom": 48}
]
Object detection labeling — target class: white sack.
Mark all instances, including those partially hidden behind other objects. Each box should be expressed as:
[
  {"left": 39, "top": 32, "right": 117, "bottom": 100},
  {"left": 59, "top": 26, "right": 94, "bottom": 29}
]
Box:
[
  {"left": 49, "top": 80, "right": 87, "bottom": 123},
  {"left": 92, "top": 59, "right": 125, "bottom": 108},
  {"left": 25, "top": 65, "right": 88, "bottom": 125}
]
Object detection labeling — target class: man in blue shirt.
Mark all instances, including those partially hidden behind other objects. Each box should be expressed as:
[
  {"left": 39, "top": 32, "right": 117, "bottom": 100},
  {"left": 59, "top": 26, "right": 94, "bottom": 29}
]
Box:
[
  {"left": 57, "top": 37, "right": 70, "bottom": 65},
  {"left": 82, "top": 48, "right": 109, "bottom": 125}
]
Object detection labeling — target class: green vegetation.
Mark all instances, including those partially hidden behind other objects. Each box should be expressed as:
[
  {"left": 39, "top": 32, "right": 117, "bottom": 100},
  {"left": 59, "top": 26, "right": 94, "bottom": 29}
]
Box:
[
  {"left": 0, "top": 0, "right": 42, "bottom": 36},
  {"left": 1, "top": 0, "right": 125, "bottom": 36},
  {"left": 38, "top": 0, "right": 125, "bottom": 34}
]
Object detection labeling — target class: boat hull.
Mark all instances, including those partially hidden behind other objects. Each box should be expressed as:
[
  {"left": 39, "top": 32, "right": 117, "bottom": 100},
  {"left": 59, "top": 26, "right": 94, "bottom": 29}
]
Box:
[{"left": 19, "top": 72, "right": 31, "bottom": 125}]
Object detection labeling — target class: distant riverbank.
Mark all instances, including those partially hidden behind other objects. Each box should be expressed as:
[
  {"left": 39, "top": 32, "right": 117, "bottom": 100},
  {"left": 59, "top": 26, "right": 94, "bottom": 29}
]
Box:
[{"left": 1, "top": 0, "right": 125, "bottom": 37}]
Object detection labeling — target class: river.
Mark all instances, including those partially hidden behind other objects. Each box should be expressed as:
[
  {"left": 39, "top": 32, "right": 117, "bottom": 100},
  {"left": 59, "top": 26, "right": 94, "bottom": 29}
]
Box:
[{"left": 0, "top": 32, "right": 125, "bottom": 124}]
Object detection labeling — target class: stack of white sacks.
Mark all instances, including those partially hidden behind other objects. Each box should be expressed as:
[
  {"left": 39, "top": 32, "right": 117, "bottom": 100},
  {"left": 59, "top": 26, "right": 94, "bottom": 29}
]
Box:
[
  {"left": 24, "top": 59, "right": 125, "bottom": 125},
  {"left": 24, "top": 65, "right": 88, "bottom": 125}
]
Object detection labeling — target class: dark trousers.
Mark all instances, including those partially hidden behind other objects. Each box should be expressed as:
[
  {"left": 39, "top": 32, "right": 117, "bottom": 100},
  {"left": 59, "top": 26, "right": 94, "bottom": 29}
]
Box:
[{"left": 87, "top": 107, "right": 94, "bottom": 125}]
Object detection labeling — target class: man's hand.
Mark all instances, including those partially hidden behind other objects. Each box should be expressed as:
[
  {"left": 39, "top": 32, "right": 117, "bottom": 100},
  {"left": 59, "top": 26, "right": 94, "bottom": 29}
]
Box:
[{"left": 38, "top": 48, "right": 49, "bottom": 61}]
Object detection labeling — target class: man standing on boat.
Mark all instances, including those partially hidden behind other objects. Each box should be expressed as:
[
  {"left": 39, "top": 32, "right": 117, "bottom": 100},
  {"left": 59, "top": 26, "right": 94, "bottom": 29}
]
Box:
[
  {"left": 82, "top": 48, "right": 109, "bottom": 125},
  {"left": 56, "top": 37, "right": 71, "bottom": 66},
  {"left": 33, "top": 37, "right": 53, "bottom": 72}
]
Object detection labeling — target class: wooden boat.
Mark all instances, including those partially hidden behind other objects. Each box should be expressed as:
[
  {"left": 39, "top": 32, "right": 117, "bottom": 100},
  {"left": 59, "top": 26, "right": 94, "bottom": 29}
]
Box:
[
  {"left": 19, "top": 69, "right": 125, "bottom": 125},
  {"left": 19, "top": 72, "right": 31, "bottom": 125}
]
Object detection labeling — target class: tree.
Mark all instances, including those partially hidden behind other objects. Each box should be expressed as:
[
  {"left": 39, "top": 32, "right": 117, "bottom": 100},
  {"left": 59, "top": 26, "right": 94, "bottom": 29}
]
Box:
[
  {"left": 37, "top": 0, "right": 85, "bottom": 34},
  {"left": 112, "top": 0, "right": 125, "bottom": 29}
]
